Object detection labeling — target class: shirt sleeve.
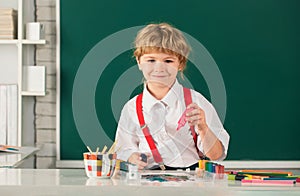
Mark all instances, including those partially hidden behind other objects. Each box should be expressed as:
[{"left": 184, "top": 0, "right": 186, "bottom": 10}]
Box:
[
  {"left": 115, "top": 101, "right": 140, "bottom": 161},
  {"left": 196, "top": 126, "right": 230, "bottom": 161},
  {"left": 193, "top": 92, "right": 230, "bottom": 161}
]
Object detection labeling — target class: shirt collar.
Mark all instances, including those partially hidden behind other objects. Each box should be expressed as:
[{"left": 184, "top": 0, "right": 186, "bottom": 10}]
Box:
[{"left": 142, "top": 79, "right": 182, "bottom": 111}]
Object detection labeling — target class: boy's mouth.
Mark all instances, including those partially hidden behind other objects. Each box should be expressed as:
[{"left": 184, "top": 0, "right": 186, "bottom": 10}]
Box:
[{"left": 151, "top": 74, "right": 168, "bottom": 78}]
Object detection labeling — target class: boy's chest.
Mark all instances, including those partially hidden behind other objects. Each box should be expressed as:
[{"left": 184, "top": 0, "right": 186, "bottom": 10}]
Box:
[{"left": 141, "top": 103, "right": 190, "bottom": 136}]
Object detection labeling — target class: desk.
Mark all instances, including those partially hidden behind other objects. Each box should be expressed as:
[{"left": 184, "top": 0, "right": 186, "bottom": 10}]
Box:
[
  {"left": 0, "top": 169, "right": 299, "bottom": 196},
  {"left": 0, "top": 147, "right": 39, "bottom": 168}
]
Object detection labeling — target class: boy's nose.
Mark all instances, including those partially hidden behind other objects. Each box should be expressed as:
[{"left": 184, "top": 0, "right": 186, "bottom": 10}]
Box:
[{"left": 153, "top": 62, "right": 166, "bottom": 71}]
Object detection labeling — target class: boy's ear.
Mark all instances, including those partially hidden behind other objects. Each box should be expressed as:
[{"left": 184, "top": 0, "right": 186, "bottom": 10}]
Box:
[
  {"left": 136, "top": 57, "right": 142, "bottom": 70},
  {"left": 178, "top": 63, "right": 184, "bottom": 71}
]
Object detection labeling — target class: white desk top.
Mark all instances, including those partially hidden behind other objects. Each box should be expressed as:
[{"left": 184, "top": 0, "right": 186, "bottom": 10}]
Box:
[
  {"left": 0, "top": 147, "right": 39, "bottom": 168},
  {"left": 0, "top": 169, "right": 299, "bottom": 196}
]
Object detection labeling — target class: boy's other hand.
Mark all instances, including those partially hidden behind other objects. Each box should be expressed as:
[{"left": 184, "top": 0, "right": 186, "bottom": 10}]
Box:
[
  {"left": 186, "top": 103, "right": 209, "bottom": 132},
  {"left": 128, "top": 152, "right": 151, "bottom": 170}
]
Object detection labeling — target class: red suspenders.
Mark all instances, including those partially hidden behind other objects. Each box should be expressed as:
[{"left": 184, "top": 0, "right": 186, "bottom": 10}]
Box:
[
  {"left": 136, "top": 93, "right": 165, "bottom": 170},
  {"left": 183, "top": 88, "right": 204, "bottom": 158},
  {"left": 136, "top": 88, "right": 204, "bottom": 170},
  {"left": 183, "top": 88, "right": 198, "bottom": 147}
]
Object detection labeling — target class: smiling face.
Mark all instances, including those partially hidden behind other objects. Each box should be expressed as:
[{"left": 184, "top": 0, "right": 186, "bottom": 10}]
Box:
[
  {"left": 133, "top": 23, "right": 190, "bottom": 99},
  {"left": 137, "top": 52, "right": 180, "bottom": 89}
]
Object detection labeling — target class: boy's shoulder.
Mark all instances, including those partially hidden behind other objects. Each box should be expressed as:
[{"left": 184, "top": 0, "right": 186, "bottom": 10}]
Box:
[{"left": 122, "top": 94, "right": 139, "bottom": 110}]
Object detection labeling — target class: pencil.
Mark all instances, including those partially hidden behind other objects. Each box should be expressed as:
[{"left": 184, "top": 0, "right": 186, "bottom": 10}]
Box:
[
  {"left": 108, "top": 141, "right": 117, "bottom": 154},
  {"left": 101, "top": 145, "right": 107, "bottom": 154},
  {"left": 86, "top": 146, "right": 93, "bottom": 154},
  {"left": 113, "top": 147, "right": 121, "bottom": 154}
]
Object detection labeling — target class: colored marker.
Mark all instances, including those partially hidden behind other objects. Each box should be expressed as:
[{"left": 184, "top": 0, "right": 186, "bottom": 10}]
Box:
[
  {"left": 237, "top": 172, "right": 289, "bottom": 177},
  {"left": 202, "top": 160, "right": 208, "bottom": 170},
  {"left": 263, "top": 177, "right": 298, "bottom": 180},
  {"left": 6, "top": 147, "right": 19, "bottom": 151},
  {"left": 120, "top": 161, "right": 129, "bottom": 172},
  {"left": 205, "top": 162, "right": 211, "bottom": 172},
  {"left": 109, "top": 153, "right": 117, "bottom": 177},
  {"left": 212, "top": 164, "right": 216, "bottom": 173},
  {"left": 219, "top": 165, "right": 224, "bottom": 174},
  {"left": 228, "top": 174, "right": 247, "bottom": 181},
  {"left": 229, "top": 170, "right": 238, "bottom": 175},
  {"left": 140, "top": 153, "right": 147, "bottom": 163},
  {"left": 243, "top": 174, "right": 268, "bottom": 180},
  {"left": 198, "top": 160, "right": 204, "bottom": 169},
  {"left": 285, "top": 175, "right": 300, "bottom": 178},
  {"left": 176, "top": 108, "right": 193, "bottom": 130},
  {"left": 241, "top": 179, "right": 296, "bottom": 185},
  {"left": 240, "top": 170, "right": 293, "bottom": 176},
  {"left": 215, "top": 164, "right": 220, "bottom": 174}
]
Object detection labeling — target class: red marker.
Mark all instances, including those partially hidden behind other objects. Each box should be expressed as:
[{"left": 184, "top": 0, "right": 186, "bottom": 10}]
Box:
[{"left": 176, "top": 108, "right": 193, "bottom": 130}]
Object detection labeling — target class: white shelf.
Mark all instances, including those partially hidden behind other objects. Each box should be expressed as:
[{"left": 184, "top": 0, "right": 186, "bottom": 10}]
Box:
[
  {"left": 22, "top": 91, "right": 46, "bottom": 96},
  {"left": 0, "top": 0, "right": 46, "bottom": 146},
  {"left": 22, "top": 39, "right": 46, "bottom": 44},
  {"left": 0, "top": 40, "right": 19, "bottom": 44},
  {"left": 0, "top": 40, "right": 46, "bottom": 45}
]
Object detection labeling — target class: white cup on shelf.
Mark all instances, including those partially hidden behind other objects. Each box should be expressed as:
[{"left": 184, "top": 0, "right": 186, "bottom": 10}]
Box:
[{"left": 26, "top": 22, "right": 44, "bottom": 40}]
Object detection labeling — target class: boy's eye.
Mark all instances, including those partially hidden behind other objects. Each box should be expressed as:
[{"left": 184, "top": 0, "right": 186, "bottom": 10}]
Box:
[
  {"left": 165, "top": 60, "right": 174, "bottom": 63},
  {"left": 147, "top": 59, "right": 155, "bottom": 63}
]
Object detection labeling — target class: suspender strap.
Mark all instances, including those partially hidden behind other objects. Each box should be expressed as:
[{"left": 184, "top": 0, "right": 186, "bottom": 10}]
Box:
[
  {"left": 136, "top": 88, "right": 205, "bottom": 169},
  {"left": 136, "top": 93, "right": 165, "bottom": 170},
  {"left": 183, "top": 88, "right": 205, "bottom": 159},
  {"left": 183, "top": 88, "right": 198, "bottom": 145}
]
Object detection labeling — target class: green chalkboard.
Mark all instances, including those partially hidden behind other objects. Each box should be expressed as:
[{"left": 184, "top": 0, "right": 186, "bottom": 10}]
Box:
[{"left": 59, "top": 0, "right": 300, "bottom": 161}]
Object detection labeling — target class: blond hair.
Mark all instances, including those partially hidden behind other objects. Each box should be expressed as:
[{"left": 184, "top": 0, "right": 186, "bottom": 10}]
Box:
[{"left": 134, "top": 23, "right": 190, "bottom": 70}]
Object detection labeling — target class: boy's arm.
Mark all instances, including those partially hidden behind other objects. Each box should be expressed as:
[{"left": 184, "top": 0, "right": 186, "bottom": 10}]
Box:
[
  {"left": 195, "top": 105, "right": 230, "bottom": 161},
  {"left": 197, "top": 127, "right": 225, "bottom": 160},
  {"left": 115, "top": 103, "right": 140, "bottom": 162},
  {"left": 186, "top": 90, "right": 229, "bottom": 161}
]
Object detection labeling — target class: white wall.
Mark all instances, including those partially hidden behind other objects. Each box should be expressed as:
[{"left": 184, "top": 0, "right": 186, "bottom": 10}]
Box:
[
  {"left": 0, "top": 46, "right": 18, "bottom": 84},
  {"left": 0, "top": 1, "right": 18, "bottom": 84}
]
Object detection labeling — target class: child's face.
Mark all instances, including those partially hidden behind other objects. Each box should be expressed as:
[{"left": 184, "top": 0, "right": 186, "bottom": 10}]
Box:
[{"left": 137, "top": 52, "right": 180, "bottom": 89}]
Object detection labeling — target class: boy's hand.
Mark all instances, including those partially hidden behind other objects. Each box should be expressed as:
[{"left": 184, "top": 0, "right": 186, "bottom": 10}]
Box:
[
  {"left": 186, "top": 103, "right": 209, "bottom": 132},
  {"left": 128, "top": 152, "right": 151, "bottom": 170}
]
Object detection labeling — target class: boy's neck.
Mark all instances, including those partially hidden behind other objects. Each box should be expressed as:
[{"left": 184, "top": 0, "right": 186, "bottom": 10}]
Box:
[{"left": 146, "top": 81, "right": 174, "bottom": 100}]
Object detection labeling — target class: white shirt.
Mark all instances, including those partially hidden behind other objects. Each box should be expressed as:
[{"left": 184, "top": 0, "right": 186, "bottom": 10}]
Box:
[{"left": 115, "top": 80, "right": 230, "bottom": 168}]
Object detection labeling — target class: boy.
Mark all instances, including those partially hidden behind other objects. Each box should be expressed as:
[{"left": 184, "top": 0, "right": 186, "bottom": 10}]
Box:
[{"left": 115, "top": 23, "right": 229, "bottom": 170}]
